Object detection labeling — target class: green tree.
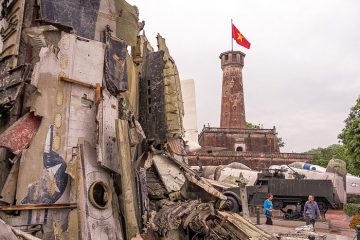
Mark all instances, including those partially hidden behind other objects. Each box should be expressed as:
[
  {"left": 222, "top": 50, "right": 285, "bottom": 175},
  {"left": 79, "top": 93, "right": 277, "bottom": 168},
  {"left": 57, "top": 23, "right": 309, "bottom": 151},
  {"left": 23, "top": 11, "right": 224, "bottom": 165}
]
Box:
[
  {"left": 304, "top": 144, "right": 351, "bottom": 171},
  {"left": 277, "top": 137, "right": 285, "bottom": 148},
  {"left": 246, "top": 122, "right": 259, "bottom": 129},
  {"left": 246, "top": 122, "right": 285, "bottom": 148},
  {"left": 339, "top": 96, "right": 360, "bottom": 175}
]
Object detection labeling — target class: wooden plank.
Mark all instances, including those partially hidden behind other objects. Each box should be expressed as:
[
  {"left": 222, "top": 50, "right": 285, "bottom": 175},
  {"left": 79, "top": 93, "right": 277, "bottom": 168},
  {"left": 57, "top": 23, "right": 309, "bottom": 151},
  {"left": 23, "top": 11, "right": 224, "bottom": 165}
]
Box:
[
  {"left": 115, "top": 119, "right": 140, "bottom": 240},
  {"left": 59, "top": 76, "right": 96, "bottom": 89},
  {"left": 0, "top": 203, "right": 77, "bottom": 211}
]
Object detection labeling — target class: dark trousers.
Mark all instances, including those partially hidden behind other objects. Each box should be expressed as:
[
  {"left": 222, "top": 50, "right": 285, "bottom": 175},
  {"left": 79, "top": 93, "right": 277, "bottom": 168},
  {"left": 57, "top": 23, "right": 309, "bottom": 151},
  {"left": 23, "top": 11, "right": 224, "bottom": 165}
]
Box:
[
  {"left": 265, "top": 215, "right": 273, "bottom": 225},
  {"left": 305, "top": 216, "right": 316, "bottom": 227}
]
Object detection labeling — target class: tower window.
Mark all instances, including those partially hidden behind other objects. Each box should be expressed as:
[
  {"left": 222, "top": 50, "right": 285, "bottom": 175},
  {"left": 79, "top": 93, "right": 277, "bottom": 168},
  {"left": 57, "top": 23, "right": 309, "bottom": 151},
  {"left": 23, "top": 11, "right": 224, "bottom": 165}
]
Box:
[
  {"left": 225, "top": 55, "right": 229, "bottom": 61},
  {"left": 232, "top": 54, "right": 237, "bottom": 62}
]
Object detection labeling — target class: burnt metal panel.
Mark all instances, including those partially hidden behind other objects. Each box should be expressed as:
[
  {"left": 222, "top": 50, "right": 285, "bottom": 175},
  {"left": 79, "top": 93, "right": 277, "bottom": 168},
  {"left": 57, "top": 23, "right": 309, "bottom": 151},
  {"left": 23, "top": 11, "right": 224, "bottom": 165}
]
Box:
[
  {"left": 139, "top": 51, "right": 166, "bottom": 144},
  {"left": 0, "top": 63, "right": 30, "bottom": 114},
  {"left": 0, "top": 83, "right": 23, "bottom": 114},
  {"left": 104, "top": 32, "right": 128, "bottom": 96},
  {"left": 0, "top": 0, "right": 26, "bottom": 68},
  {"left": 0, "top": 61, "right": 29, "bottom": 91},
  {"left": 0, "top": 112, "right": 41, "bottom": 154},
  {"left": 39, "top": 0, "right": 101, "bottom": 39}
]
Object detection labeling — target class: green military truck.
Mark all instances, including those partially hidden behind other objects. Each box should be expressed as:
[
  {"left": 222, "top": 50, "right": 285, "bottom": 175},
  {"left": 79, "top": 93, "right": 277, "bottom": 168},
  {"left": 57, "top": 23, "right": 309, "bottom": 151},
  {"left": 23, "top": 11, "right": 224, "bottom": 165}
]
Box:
[{"left": 246, "top": 172, "right": 339, "bottom": 214}]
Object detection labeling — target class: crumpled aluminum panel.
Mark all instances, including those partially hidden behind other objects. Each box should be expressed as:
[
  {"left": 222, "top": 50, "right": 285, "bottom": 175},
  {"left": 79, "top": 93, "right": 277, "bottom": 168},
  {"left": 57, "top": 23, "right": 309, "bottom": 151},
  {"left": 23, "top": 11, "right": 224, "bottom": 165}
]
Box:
[
  {"left": 97, "top": 90, "right": 120, "bottom": 173},
  {"left": 58, "top": 33, "right": 105, "bottom": 86},
  {"left": 152, "top": 155, "right": 185, "bottom": 193}
]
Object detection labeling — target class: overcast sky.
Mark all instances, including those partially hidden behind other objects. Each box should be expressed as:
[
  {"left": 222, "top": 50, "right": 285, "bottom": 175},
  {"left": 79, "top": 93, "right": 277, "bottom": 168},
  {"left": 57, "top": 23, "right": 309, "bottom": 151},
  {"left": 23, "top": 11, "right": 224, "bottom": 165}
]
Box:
[{"left": 128, "top": 0, "right": 360, "bottom": 153}]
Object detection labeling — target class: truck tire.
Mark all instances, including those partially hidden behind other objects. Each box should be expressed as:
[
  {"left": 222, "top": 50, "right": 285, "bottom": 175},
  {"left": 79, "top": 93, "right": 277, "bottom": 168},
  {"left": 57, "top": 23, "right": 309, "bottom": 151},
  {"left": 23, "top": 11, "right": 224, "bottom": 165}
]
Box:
[{"left": 224, "top": 196, "right": 240, "bottom": 212}]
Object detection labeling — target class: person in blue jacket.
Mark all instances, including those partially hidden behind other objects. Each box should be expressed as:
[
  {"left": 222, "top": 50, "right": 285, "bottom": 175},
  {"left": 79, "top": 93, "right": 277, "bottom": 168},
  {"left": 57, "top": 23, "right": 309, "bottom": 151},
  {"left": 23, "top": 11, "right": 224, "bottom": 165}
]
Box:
[{"left": 263, "top": 193, "right": 273, "bottom": 225}]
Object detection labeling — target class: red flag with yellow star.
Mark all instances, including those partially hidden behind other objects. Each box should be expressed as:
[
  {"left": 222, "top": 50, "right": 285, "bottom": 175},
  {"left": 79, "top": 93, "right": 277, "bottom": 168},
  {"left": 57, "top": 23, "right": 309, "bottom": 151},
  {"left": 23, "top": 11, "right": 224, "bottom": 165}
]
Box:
[{"left": 232, "top": 24, "right": 251, "bottom": 49}]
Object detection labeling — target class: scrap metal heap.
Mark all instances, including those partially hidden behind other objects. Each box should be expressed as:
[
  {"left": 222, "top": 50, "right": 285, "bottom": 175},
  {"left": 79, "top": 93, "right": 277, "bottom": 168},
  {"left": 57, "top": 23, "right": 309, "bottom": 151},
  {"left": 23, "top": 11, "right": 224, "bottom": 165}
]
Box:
[{"left": 0, "top": 0, "right": 271, "bottom": 239}]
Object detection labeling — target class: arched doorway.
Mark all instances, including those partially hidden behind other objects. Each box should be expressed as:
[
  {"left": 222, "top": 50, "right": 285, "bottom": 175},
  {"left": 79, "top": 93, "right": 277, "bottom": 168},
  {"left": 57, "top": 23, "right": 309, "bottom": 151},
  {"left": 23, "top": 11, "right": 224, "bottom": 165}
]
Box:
[{"left": 236, "top": 146, "right": 243, "bottom": 152}]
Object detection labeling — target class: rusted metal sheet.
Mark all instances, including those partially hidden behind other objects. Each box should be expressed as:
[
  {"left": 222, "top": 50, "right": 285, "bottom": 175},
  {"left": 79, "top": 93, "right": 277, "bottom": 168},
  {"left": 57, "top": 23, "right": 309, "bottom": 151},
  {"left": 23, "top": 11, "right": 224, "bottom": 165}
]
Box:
[
  {"left": 104, "top": 31, "right": 128, "bottom": 96},
  {"left": 59, "top": 76, "right": 96, "bottom": 89},
  {"left": 0, "top": 203, "right": 77, "bottom": 211},
  {"left": 0, "top": 112, "right": 41, "bottom": 154}
]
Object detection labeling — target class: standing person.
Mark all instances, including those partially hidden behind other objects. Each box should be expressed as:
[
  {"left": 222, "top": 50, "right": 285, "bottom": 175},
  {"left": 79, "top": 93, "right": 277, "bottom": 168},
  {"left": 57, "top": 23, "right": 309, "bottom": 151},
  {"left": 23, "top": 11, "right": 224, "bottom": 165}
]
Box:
[
  {"left": 263, "top": 193, "right": 273, "bottom": 225},
  {"left": 304, "top": 195, "right": 321, "bottom": 228}
]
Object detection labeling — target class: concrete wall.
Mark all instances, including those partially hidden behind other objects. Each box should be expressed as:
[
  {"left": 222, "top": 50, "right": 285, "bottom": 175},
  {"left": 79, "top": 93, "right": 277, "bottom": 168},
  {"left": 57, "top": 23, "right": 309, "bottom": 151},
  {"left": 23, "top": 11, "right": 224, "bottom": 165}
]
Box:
[{"left": 181, "top": 79, "right": 198, "bottom": 144}]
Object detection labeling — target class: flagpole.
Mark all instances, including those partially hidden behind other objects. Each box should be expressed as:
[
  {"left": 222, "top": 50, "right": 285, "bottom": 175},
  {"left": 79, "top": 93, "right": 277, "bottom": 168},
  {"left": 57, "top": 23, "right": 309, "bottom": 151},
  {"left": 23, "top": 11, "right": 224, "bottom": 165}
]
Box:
[{"left": 231, "top": 18, "right": 233, "bottom": 51}]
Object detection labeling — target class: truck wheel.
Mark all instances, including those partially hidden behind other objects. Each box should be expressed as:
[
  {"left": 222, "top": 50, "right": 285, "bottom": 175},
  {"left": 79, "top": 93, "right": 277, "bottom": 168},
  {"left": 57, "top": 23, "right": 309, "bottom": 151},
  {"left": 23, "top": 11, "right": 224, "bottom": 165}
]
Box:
[
  {"left": 317, "top": 202, "right": 328, "bottom": 213},
  {"left": 224, "top": 196, "right": 240, "bottom": 212}
]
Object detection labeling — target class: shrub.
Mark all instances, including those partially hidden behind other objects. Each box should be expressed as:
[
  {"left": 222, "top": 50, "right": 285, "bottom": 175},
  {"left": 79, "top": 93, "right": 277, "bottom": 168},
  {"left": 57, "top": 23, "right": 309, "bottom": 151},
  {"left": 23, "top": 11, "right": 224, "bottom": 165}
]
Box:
[
  {"left": 349, "top": 215, "right": 360, "bottom": 229},
  {"left": 344, "top": 203, "right": 360, "bottom": 216}
]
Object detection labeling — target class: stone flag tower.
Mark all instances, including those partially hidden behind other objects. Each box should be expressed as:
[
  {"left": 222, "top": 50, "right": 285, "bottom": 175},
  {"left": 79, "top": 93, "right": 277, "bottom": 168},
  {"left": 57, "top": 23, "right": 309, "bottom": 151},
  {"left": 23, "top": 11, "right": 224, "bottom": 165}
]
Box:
[
  {"left": 189, "top": 49, "right": 313, "bottom": 168},
  {"left": 219, "top": 51, "right": 246, "bottom": 129}
]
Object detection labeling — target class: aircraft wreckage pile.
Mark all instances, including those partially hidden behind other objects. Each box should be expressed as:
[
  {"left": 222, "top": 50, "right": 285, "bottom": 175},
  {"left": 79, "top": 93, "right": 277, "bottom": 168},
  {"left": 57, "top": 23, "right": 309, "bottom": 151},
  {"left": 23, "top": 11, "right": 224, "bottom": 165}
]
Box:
[{"left": 0, "top": 0, "right": 274, "bottom": 239}]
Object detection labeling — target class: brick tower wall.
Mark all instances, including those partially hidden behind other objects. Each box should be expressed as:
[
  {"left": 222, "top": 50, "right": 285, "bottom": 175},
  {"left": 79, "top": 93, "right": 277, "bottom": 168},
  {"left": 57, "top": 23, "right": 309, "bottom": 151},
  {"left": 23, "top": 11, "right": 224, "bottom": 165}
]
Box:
[{"left": 219, "top": 51, "right": 246, "bottom": 129}]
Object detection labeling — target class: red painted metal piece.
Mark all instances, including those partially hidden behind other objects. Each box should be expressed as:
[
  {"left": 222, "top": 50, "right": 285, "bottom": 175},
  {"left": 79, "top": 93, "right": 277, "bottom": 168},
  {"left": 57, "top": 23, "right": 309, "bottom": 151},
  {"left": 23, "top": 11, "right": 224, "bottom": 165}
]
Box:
[{"left": 0, "top": 112, "right": 41, "bottom": 154}]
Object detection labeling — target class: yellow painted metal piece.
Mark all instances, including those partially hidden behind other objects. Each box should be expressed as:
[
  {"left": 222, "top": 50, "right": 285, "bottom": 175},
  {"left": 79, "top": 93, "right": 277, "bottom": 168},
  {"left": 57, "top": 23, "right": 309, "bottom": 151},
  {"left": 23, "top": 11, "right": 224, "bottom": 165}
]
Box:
[
  {"left": 54, "top": 113, "right": 62, "bottom": 128},
  {"left": 56, "top": 91, "right": 64, "bottom": 106},
  {"left": 53, "top": 135, "right": 61, "bottom": 151}
]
